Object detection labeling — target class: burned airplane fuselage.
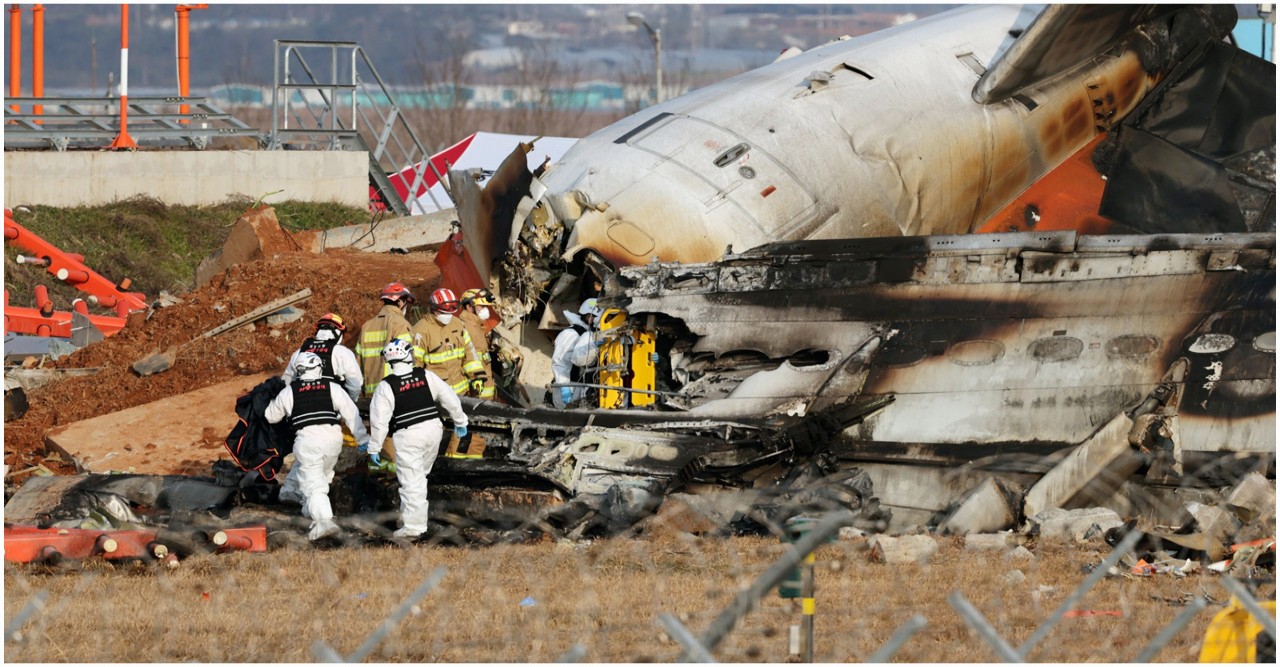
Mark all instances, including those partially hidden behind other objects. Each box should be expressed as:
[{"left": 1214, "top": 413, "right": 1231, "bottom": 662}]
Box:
[
  {"left": 441, "top": 4, "right": 1274, "bottom": 531},
  {"left": 489, "top": 5, "right": 1238, "bottom": 276}
]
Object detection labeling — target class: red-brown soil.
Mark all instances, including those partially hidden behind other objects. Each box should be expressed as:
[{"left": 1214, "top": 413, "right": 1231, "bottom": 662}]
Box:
[{"left": 5, "top": 247, "right": 440, "bottom": 480}]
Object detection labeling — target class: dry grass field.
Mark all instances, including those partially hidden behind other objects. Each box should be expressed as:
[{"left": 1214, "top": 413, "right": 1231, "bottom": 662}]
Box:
[{"left": 5, "top": 531, "right": 1264, "bottom": 663}]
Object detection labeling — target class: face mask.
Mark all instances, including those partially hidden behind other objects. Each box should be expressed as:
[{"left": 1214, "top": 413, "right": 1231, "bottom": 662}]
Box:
[
  {"left": 314, "top": 329, "right": 337, "bottom": 341},
  {"left": 434, "top": 312, "right": 453, "bottom": 325},
  {"left": 476, "top": 307, "right": 491, "bottom": 321}
]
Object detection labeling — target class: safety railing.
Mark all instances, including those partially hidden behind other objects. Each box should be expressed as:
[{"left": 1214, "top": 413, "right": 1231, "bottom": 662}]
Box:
[
  {"left": 268, "top": 40, "right": 451, "bottom": 217},
  {"left": 3, "top": 96, "right": 259, "bottom": 150}
]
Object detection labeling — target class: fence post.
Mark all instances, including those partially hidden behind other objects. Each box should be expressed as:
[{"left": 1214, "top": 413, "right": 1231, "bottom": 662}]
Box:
[{"left": 687, "top": 510, "right": 853, "bottom": 661}]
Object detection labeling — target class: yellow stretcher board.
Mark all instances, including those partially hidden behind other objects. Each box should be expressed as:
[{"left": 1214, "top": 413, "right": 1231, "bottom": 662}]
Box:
[{"left": 596, "top": 308, "right": 656, "bottom": 409}]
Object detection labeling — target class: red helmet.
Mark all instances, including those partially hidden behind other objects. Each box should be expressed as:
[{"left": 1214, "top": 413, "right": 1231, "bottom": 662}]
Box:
[
  {"left": 379, "top": 282, "right": 414, "bottom": 304},
  {"left": 316, "top": 312, "right": 345, "bottom": 333},
  {"left": 428, "top": 288, "right": 460, "bottom": 314}
]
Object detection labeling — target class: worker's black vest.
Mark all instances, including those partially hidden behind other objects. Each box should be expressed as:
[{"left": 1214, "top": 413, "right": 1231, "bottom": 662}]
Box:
[
  {"left": 290, "top": 378, "right": 341, "bottom": 429},
  {"left": 385, "top": 368, "right": 440, "bottom": 432},
  {"left": 299, "top": 337, "right": 338, "bottom": 382}
]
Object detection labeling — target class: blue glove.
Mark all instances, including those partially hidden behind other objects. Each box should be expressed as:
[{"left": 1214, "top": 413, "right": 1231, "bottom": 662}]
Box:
[
  {"left": 369, "top": 452, "right": 383, "bottom": 467},
  {"left": 559, "top": 387, "right": 573, "bottom": 405},
  {"left": 455, "top": 425, "right": 468, "bottom": 438},
  {"left": 357, "top": 442, "right": 368, "bottom": 454},
  {"left": 649, "top": 352, "right": 660, "bottom": 363}
]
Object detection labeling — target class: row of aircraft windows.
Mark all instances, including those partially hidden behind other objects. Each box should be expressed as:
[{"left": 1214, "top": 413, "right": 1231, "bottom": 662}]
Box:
[{"left": 882, "top": 332, "right": 1276, "bottom": 368}]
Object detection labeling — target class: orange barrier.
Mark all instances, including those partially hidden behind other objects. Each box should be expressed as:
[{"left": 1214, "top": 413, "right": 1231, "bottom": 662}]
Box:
[
  {"left": 212, "top": 525, "right": 268, "bottom": 553},
  {"left": 4, "top": 526, "right": 161, "bottom": 562},
  {"left": 4, "top": 208, "right": 147, "bottom": 335},
  {"left": 4, "top": 524, "right": 267, "bottom": 563},
  {"left": 4, "top": 303, "right": 128, "bottom": 337}
]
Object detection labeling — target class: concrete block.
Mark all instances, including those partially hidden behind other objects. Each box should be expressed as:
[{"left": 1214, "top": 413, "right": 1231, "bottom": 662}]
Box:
[
  {"left": 1024, "top": 412, "right": 1141, "bottom": 517},
  {"left": 1185, "top": 502, "right": 1241, "bottom": 545},
  {"left": 868, "top": 534, "right": 938, "bottom": 565},
  {"left": 1006, "top": 546, "right": 1036, "bottom": 561},
  {"left": 45, "top": 372, "right": 273, "bottom": 475},
  {"left": 266, "top": 306, "right": 305, "bottom": 327},
  {"left": 940, "top": 478, "right": 1015, "bottom": 535},
  {"left": 196, "top": 207, "right": 306, "bottom": 287},
  {"left": 5, "top": 151, "right": 367, "bottom": 208},
  {"left": 317, "top": 209, "right": 458, "bottom": 253},
  {"left": 964, "top": 533, "right": 1015, "bottom": 551},
  {"left": 1029, "top": 507, "right": 1124, "bottom": 542},
  {"left": 1225, "top": 472, "right": 1276, "bottom": 522}
]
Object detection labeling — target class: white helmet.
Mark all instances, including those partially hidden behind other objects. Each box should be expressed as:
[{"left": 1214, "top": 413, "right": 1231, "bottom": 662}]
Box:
[
  {"left": 578, "top": 298, "right": 601, "bottom": 319},
  {"left": 383, "top": 338, "right": 414, "bottom": 365},
  {"left": 294, "top": 352, "right": 324, "bottom": 380}
]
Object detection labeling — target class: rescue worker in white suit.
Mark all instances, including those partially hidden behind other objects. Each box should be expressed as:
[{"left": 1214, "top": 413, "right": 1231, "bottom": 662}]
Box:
[
  {"left": 265, "top": 351, "right": 370, "bottom": 541},
  {"left": 366, "top": 338, "right": 469, "bottom": 540},
  {"left": 278, "top": 312, "right": 363, "bottom": 506},
  {"left": 551, "top": 298, "right": 602, "bottom": 408}
]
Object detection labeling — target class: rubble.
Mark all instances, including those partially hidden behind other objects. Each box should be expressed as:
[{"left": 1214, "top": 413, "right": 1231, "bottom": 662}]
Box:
[
  {"left": 964, "top": 533, "right": 1020, "bottom": 551},
  {"left": 1184, "top": 501, "right": 1243, "bottom": 546},
  {"left": 939, "top": 478, "right": 1016, "bottom": 535},
  {"left": 1028, "top": 507, "right": 1125, "bottom": 542},
  {"left": 1225, "top": 472, "right": 1276, "bottom": 524},
  {"left": 868, "top": 534, "right": 938, "bottom": 565}
]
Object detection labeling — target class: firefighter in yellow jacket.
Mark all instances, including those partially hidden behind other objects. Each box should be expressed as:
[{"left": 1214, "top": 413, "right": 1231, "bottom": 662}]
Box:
[
  {"left": 458, "top": 288, "right": 498, "bottom": 400},
  {"left": 354, "top": 282, "right": 417, "bottom": 398},
  {"left": 411, "top": 288, "right": 486, "bottom": 396}
]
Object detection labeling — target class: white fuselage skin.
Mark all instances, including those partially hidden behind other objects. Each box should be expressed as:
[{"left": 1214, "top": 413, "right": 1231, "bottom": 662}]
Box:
[{"left": 541, "top": 5, "right": 1158, "bottom": 267}]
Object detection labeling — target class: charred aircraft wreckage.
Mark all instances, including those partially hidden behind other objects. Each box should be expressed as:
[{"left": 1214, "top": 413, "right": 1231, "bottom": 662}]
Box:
[
  {"left": 417, "top": 3, "right": 1277, "bottom": 540},
  {"left": 31, "top": 4, "right": 1268, "bottom": 546}
]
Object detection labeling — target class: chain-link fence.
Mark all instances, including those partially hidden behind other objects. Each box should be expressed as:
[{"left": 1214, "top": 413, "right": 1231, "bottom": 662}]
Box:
[{"left": 4, "top": 473, "right": 1276, "bottom": 663}]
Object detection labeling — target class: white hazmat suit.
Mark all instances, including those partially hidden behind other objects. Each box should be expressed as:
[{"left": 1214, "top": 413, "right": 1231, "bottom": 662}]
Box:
[
  {"left": 367, "top": 361, "right": 468, "bottom": 538},
  {"left": 265, "top": 365, "right": 370, "bottom": 541},
  {"left": 278, "top": 329, "right": 365, "bottom": 506},
  {"left": 551, "top": 309, "right": 599, "bottom": 408}
]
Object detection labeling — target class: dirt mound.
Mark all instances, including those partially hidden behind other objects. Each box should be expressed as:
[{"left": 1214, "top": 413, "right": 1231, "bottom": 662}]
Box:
[{"left": 5, "top": 247, "right": 441, "bottom": 480}]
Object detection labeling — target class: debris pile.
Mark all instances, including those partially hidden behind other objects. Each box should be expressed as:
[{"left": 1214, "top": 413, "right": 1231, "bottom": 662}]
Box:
[{"left": 4, "top": 234, "right": 441, "bottom": 483}]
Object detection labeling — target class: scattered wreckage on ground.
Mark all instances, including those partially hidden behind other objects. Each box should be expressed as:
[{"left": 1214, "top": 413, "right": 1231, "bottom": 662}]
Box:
[{"left": 5, "top": 4, "right": 1277, "bottom": 559}]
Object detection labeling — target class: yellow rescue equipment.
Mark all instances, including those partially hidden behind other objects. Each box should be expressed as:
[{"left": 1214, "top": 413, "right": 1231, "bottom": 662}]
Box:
[
  {"left": 594, "top": 307, "right": 656, "bottom": 409},
  {"left": 1198, "top": 595, "right": 1276, "bottom": 663}
]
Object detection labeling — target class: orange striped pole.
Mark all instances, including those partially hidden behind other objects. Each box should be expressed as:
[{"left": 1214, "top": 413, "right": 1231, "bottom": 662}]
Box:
[
  {"left": 8, "top": 6, "right": 20, "bottom": 115},
  {"left": 33, "top": 4, "right": 43, "bottom": 122},
  {"left": 108, "top": 3, "right": 136, "bottom": 149}
]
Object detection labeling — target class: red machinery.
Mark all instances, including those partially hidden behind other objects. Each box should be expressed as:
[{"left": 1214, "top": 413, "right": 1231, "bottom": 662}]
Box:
[{"left": 4, "top": 208, "right": 147, "bottom": 338}]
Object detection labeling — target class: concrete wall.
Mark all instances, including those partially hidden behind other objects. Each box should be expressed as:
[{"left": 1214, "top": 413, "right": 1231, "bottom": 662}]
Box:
[{"left": 4, "top": 150, "right": 368, "bottom": 208}]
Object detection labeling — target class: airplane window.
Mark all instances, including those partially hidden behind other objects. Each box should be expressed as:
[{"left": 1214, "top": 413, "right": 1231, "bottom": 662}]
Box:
[
  {"left": 1029, "top": 336, "right": 1083, "bottom": 362},
  {"left": 947, "top": 340, "right": 1004, "bottom": 366},
  {"left": 1105, "top": 335, "right": 1159, "bottom": 359},
  {"left": 1189, "top": 333, "right": 1236, "bottom": 354},
  {"left": 1255, "top": 332, "right": 1276, "bottom": 353}
]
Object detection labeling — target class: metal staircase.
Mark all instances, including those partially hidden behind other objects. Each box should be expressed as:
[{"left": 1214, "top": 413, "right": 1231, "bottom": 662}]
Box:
[{"left": 267, "top": 40, "right": 451, "bottom": 216}]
